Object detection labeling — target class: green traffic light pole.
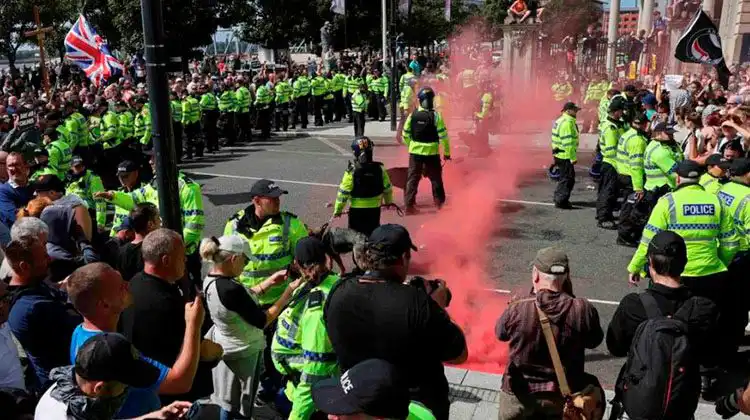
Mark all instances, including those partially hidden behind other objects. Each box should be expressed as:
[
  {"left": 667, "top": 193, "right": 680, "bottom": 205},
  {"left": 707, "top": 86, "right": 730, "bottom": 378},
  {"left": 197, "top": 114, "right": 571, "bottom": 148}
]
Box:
[{"left": 140, "top": 0, "right": 183, "bottom": 234}]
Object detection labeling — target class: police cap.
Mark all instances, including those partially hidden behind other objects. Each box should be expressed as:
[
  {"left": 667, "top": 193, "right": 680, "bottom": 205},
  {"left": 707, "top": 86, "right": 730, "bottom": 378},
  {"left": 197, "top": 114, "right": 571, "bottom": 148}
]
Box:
[
  {"left": 675, "top": 160, "right": 705, "bottom": 178},
  {"left": 730, "top": 157, "right": 750, "bottom": 176}
]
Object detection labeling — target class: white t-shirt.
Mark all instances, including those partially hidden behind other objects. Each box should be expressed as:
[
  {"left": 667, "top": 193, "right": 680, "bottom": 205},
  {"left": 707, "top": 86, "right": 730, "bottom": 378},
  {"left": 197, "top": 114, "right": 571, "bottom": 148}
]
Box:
[
  {"left": 0, "top": 323, "right": 24, "bottom": 390},
  {"left": 34, "top": 383, "right": 69, "bottom": 419}
]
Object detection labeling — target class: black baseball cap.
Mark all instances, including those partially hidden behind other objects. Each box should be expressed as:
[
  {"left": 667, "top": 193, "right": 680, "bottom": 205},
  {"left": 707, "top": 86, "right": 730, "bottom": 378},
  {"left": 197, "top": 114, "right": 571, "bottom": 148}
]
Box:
[
  {"left": 117, "top": 160, "right": 139, "bottom": 174},
  {"left": 295, "top": 236, "right": 328, "bottom": 266},
  {"left": 33, "top": 175, "right": 66, "bottom": 193},
  {"left": 249, "top": 179, "right": 288, "bottom": 198},
  {"left": 368, "top": 224, "right": 418, "bottom": 256},
  {"left": 311, "top": 359, "right": 410, "bottom": 418},
  {"left": 624, "top": 84, "right": 637, "bottom": 93},
  {"left": 34, "top": 147, "right": 48, "bottom": 157},
  {"left": 561, "top": 102, "right": 580, "bottom": 112},
  {"left": 651, "top": 122, "right": 677, "bottom": 135},
  {"left": 608, "top": 98, "right": 625, "bottom": 112},
  {"left": 647, "top": 230, "right": 687, "bottom": 261},
  {"left": 706, "top": 154, "right": 731, "bottom": 169},
  {"left": 676, "top": 160, "right": 705, "bottom": 178},
  {"left": 75, "top": 333, "right": 160, "bottom": 388},
  {"left": 730, "top": 157, "right": 750, "bottom": 176}
]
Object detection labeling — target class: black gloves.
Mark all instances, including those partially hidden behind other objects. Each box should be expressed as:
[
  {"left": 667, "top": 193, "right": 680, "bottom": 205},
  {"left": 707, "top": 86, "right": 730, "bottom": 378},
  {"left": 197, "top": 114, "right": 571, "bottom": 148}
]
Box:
[{"left": 716, "top": 388, "right": 742, "bottom": 419}]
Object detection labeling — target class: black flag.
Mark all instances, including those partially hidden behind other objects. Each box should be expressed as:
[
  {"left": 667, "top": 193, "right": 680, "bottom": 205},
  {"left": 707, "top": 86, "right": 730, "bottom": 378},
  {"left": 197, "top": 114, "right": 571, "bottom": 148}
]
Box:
[{"left": 675, "top": 10, "right": 731, "bottom": 89}]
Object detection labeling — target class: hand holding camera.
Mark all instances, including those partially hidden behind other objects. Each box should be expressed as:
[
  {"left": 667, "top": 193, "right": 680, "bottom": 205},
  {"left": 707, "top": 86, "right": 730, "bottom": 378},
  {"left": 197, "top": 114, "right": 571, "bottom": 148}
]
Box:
[{"left": 408, "top": 276, "right": 453, "bottom": 308}]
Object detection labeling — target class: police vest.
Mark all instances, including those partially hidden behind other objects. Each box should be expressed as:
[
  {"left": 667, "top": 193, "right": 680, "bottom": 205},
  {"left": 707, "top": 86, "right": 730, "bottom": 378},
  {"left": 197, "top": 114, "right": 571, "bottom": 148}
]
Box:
[
  {"left": 352, "top": 162, "right": 385, "bottom": 198},
  {"left": 410, "top": 110, "right": 439, "bottom": 143}
]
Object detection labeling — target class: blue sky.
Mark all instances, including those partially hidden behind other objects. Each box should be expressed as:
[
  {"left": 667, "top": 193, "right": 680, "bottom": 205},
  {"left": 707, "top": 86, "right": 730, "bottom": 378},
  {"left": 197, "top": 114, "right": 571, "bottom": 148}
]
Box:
[{"left": 602, "top": 0, "right": 641, "bottom": 11}]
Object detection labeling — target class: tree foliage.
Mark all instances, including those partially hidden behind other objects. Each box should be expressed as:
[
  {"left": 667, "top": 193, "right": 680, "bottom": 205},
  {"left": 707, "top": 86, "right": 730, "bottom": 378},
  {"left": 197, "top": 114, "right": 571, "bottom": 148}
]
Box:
[
  {"left": 482, "top": 0, "right": 509, "bottom": 37},
  {"left": 541, "top": 0, "right": 601, "bottom": 42}
]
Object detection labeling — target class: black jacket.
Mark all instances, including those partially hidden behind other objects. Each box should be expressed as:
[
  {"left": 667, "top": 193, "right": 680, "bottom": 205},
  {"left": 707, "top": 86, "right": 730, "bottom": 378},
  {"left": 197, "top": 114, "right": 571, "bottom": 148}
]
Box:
[{"left": 606, "top": 283, "right": 719, "bottom": 364}]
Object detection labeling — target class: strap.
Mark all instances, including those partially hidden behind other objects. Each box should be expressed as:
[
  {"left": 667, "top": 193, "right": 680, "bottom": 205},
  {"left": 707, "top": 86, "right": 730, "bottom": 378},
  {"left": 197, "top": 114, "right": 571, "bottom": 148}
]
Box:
[
  {"left": 639, "top": 292, "right": 662, "bottom": 319},
  {"left": 534, "top": 302, "right": 572, "bottom": 397}
]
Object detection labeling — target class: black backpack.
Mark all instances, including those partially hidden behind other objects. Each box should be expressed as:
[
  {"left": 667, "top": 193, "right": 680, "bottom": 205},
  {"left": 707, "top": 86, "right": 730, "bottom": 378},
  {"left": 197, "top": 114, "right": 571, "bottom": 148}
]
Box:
[{"left": 616, "top": 293, "right": 701, "bottom": 420}]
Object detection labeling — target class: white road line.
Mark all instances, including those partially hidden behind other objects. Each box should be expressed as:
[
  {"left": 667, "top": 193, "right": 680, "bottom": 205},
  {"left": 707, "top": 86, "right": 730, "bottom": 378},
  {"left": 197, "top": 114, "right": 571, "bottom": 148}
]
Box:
[
  {"left": 188, "top": 172, "right": 340, "bottom": 188},
  {"left": 485, "top": 288, "right": 619, "bottom": 305},
  {"left": 317, "top": 137, "right": 351, "bottom": 155},
  {"left": 190, "top": 172, "right": 572, "bottom": 208},
  {"left": 261, "top": 148, "right": 347, "bottom": 157}
]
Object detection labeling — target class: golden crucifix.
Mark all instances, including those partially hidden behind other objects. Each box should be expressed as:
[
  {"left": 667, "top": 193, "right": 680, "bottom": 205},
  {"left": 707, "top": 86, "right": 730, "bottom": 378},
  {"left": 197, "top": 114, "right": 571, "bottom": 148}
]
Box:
[{"left": 24, "top": 5, "right": 54, "bottom": 96}]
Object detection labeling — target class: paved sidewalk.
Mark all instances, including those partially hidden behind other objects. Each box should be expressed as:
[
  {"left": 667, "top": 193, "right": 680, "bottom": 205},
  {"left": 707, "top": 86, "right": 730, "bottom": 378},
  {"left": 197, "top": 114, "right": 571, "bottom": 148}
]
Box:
[{"left": 444, "top": 366, "right": 749, "bottom": 419}]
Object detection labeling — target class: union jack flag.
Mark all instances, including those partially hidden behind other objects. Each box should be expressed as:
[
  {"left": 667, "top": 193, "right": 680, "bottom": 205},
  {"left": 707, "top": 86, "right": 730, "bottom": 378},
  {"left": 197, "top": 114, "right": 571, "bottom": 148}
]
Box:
[{"left": 64, "top": 15, "right": 123, "bottom": 87}]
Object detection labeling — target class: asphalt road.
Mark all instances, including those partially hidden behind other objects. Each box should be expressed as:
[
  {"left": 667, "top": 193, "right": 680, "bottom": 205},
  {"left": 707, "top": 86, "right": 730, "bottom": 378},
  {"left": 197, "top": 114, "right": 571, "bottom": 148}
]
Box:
[{"left": 177, "top": 122, "right": 738, "bottom": 393}]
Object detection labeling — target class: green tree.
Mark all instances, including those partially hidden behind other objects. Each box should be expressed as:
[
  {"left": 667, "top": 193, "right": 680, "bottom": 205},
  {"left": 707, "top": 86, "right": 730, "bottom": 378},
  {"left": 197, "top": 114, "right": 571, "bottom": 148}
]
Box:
[
  {"left": 542, "top": 0, "right": 600, "bottom": 41},
  {"left": 237, "top": 0, "right": 321, "bottom": 49},
  {"left": 482, "top": 0, "right": 509, "bottom": 37}
]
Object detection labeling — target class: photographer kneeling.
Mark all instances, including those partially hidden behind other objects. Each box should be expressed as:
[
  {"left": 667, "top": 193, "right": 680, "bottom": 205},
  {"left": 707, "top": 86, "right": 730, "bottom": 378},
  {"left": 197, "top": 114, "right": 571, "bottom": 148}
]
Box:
[{"left": 324, "top": 224, "right": 467, "bottom": 420}]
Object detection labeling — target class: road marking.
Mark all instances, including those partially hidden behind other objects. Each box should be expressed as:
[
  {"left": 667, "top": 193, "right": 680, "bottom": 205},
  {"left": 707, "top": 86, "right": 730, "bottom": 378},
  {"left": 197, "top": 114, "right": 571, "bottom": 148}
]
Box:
[
  {"left": 259, "top": 148, "right": 347, "bottom": 158},
  {"left": 191, "top": 172, "right": 579, "bottom": 209},
  {"left": 188, "top": 172, "right": 340, "bottom": 188},
  {"left": 317, "top": 137, "right": 351, "bottom": 155},
  {"left": 486, "top": 288, "right": 619, "bottom": 306}
]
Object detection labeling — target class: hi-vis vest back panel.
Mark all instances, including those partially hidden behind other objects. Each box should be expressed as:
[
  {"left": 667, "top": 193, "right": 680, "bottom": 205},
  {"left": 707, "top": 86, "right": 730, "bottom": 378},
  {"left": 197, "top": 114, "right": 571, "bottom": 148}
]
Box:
[{"left": 718, "top": 181, "right": 750, "bottom": 252}]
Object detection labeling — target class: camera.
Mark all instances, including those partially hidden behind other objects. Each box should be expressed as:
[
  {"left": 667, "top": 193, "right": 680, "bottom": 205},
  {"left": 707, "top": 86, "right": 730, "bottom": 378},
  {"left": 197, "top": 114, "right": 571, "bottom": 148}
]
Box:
[{"left": 408, "top": 276, "right": 452, "bottom": 307}]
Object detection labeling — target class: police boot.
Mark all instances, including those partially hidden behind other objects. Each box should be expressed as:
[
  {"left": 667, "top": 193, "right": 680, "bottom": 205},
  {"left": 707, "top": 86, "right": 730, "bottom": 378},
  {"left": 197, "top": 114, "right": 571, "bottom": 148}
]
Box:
[{"left": 195, "top": 140, "right": 205, "bottom": 158}]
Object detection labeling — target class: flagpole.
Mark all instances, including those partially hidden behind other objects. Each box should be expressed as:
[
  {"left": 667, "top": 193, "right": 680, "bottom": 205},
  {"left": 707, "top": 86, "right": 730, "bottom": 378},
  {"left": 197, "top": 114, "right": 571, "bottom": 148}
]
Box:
[
  {"left": 382, "top": 0, "right": 387, "bottom": 70},
  {"left": 140, "top": 0, "right": 182, "bottom": 235}
]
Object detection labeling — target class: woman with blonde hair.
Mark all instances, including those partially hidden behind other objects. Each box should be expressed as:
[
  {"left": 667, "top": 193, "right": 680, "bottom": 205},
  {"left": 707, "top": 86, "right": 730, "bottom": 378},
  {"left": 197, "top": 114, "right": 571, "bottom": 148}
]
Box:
[{"left": 200, "top": 234, "right": 302, "bottom": 420}]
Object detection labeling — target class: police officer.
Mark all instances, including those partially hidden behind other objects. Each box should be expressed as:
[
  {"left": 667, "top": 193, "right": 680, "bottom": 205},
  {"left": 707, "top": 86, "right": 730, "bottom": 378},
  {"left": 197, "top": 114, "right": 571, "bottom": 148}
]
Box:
[
  {"left": 402, "top": 87, "right": 451, "bottom": 215},
  {"left": 100, "top": 102, "right": 122, "bottom": 189},
  {"left": 218, "top": 83, "right": 237, "bottom": 146},
  {"left": 117, "top": 100, "right": 135, "bottom": 154},
  {"left": 351, "top": 83, "right": 369, "bottom": 138},
  {"left": 596, "top": 99, "right": 625, "bottom": 228},
  {"left": 44, "top": 120, "right": 73, "bottom": 181},
  {"left": 97, "top": 160, "right": 143, "bottom": 237},
  {"left": 199, "top": 83, "right": 219, "bottom": 153},
  {"left": 323, "top": 75, "right": 335, "bottom": 124},
  {"left": 345, "top": 68, "right": 364, "bottom": 123},
  {"left": 700, "top": 154, "right": 731, "bottom": 195},
  {"left": 551, "top": 102, "right": 580, "bottom": 209},
  {"left": 331, "top": 69, "right": 347, "bottom": 122},
  {"left": 473, "top": 81, "right": 494, "bottom": 156},
  {"left": 235, "top": 78, "right": 253, "bottom": 143},
  {"left": 255, "top": 78, "right": 273, "bottom": 139},
  {"left": 97, "top": 151, "right": 205, "bottom": 283},
  {"left": 616, "top": 113, "right": 650, "bottom": 206},
  {"left": 272, "top": 237, "right": 339, "bottom": 420},
  {"left": 397, "top": 78, "right": 417, "bottom": 144},
  {"left": 311, "top": 71, "right": 327, "bottom": 127},
  {"left": 551, "top": 74, "right": 573, "bottom": 104},
  {"left": 170, "top": 91, "right": 184, "bottom": 162},
  {"left": 86, "top": 100, "right": 108, "bottom": 169},
  {"left": 717, "top": 158, "right": 750, "bottom": 356},
  {"left": 274, "top": 73, "right": 293, "bottom": 131},
  {"left": 628, "top": 159, "right": 740, "bottom": 370},
  {"left": 223, "top": 179, "right": 308, "bottom": 402},
  {"left": 63, "top": 101, "right": 87, "bottom": 158},
  {"left": 292, "top": 70, "right": 311, "bottom": 129},
  {"left": 133, "top": 97, "right": 151, "bottom": 149},
  {"left": 66, "top": 156, "right": 106, "bottom": 232},
  {"left": 333, "top": 137, "right": 394, "bottom": 236},
  {"left": 181, "top": 90, "right": 203, "bottom": 159},
  {"left": 643, "top": 122, "right": 683, "bottom": 203}
]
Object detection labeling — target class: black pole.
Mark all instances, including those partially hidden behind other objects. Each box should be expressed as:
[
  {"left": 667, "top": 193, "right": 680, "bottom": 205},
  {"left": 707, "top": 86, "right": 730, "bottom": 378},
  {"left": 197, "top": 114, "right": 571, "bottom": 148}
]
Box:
[
  {"left": 140, "top": 0, "right": 182, "bottom": 234},
  {"left": 389, "top": 0, "right": 398, "bottom": 132}
]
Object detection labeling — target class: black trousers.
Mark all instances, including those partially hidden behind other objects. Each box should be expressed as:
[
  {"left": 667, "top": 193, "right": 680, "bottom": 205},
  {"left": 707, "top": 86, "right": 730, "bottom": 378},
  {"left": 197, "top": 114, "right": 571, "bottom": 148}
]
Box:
[
  {"left": 345, "top": 93, "right": 354, "bottom": 122},
  {"left": 257, "top": 107, "right": 271, "bottom": 138},
  {"left": 219, "top": 112, "right": 236, "bottom": 145},
  {"left": 333, "top": 91, "right": 345, "bottom": 121},
  {"left": 295, "top": 96, "right": 309, "bottom": 128},
  {"left": 368, "top": 92, "right": 379, "bottom": 120},
  {"left": 274, "top": 102, "right": 290, "bottom": 131},
  {"left": 596, "top": 161, "right": 619, "bottom": 221},
  {"left": 469, "top": 118, "right": 492, "bottom": 156},
  {"left": 236, "top": 111, "right": 251, "bottom": 142},
  {"left": 553, "top": 157, "right": 575, "bottom": 206},
  {"left": 353, "top": 112, "right": 366, "bottom": 137},
  {"left": 618, "top": 174, "right": 634, "bottom": 205},
  {"left": 682, "top": 271, "right": 734, "bottom": 364},
  {"left": 377, "top": 93, "right": 387, "bottom": 121},
  {"left": 405, "top": 154, "right": 445, "bottom": 208},
  {"left": 201, "top": 110, "right": 219, "bottom": 152},
  {"left": 184, "top": 121, "right": 203, "bottom": 158},
  {"left": 313, "top": 95, "right": 324, "bottom": 126},
  {"left": 348, "top": 207, "right": 381, "bottom": 237},
  {"left": 727, "top": 252, "right": 750, "bottom": 354},
  {"left": 324, "top": 98, "right": 334, "bottom": 123},
  {"left": 172, "top": 121, "right": 183, "bottom": 162}
]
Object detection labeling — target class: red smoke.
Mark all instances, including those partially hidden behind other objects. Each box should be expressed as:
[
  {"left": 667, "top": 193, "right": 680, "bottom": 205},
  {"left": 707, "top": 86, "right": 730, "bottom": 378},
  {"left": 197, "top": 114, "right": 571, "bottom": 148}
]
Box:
[{"left": 382, "top": 21, "right": 563, "bottom": 374}]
